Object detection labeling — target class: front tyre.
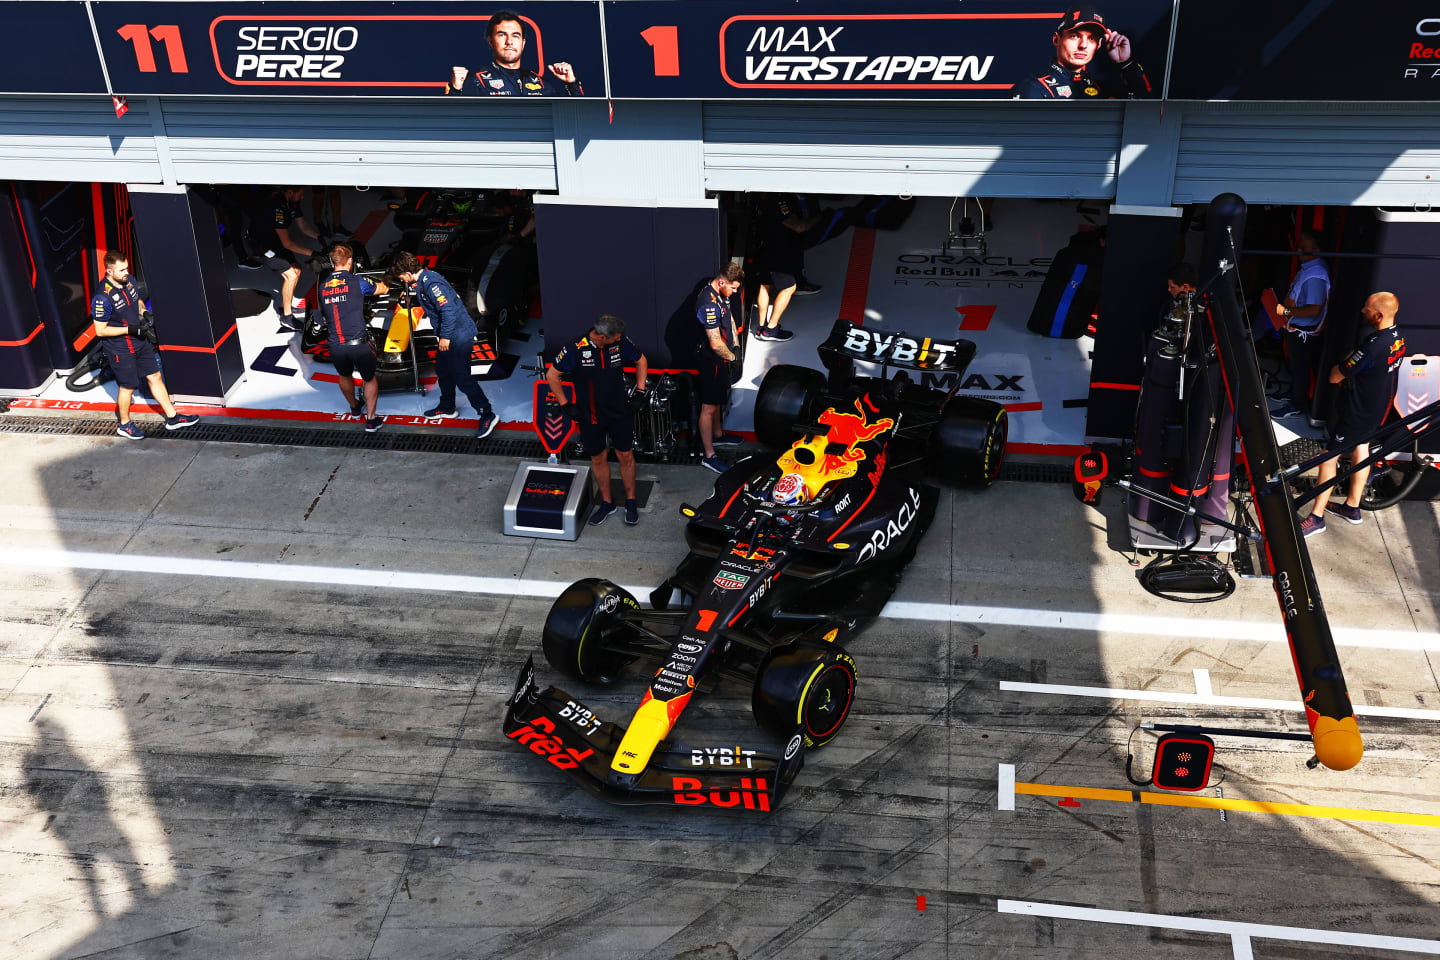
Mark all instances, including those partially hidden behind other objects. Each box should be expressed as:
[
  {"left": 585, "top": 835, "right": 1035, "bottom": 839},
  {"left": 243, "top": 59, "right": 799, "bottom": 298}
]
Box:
[
  {"left": 541, "top": 578, "right": 638, "bottom": 684},
  {"left": 929, "top": 397, "right": 1007, "bottom": 488},
  {"left": 752, "top": 642, "right": 857, "bottom": 748}
]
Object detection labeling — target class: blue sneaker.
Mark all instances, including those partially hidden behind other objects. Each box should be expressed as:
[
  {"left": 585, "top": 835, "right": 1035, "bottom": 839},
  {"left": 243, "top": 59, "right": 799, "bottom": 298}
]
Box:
[
  {"left": 476, "top": 412, "right": 499, "bottom": 439},
  {"left": 1325, "top": 501, "right": 1363, "bottom": 525},
  {"left": 1299, "top": 514, "right": 1326, "bottom": 538},
  {"left": 701, "top": 455, "right": 727, "bottom": 474},
  {"left": 423, "top": 406, "right": 458, "bottom": 419},
  {"left": 713, "top": 433, "right": 745, "bottom": 447},
  {"left": 624, "top": 499, "right": 639, "bottom": 525},
  {"left": 165, "top": 413, "right": 199, "bottom": 431},
  {"left": 116, "top": 422, "right": 145, "bottom": 440},
  {"left": 589, "top": 501, "right": 616, "bottom": 526}
]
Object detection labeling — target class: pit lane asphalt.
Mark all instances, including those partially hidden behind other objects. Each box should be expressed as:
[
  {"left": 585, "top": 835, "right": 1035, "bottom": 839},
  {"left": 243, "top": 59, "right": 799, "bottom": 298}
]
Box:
[{"left": 1, "top": 429, "right": 1438, "bottom": 960}]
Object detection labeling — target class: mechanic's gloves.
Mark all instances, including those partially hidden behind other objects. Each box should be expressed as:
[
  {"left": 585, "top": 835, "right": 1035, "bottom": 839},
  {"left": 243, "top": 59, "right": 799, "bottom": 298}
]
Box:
[
  {"left": 727, "top": 358, "right": 744, "bottom": 384},
  {"left": 129, "top": 315, "right": 159, "bottom": 345},
  {"left": 629, "top": 389, "right": 648, "bottom": 412},
  {"left": 562, "top": 402, "right": 582, "bottom": 422}
]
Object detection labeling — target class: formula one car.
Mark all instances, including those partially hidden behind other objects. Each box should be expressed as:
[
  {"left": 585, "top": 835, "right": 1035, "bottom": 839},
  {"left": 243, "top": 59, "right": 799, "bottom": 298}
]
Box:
[
  {"left": 504, "top": 318, "right": 1008, "bottom": 811},
  {"left": 385, "top": 188, "right": 534, "bottom": 338}
]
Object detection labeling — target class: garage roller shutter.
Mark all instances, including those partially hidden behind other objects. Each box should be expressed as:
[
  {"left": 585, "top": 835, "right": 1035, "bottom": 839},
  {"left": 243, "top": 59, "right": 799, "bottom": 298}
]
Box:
[
  {"left": 1173, "top": 104, "right": 1440, "bottom": 207},
  {"left": 158, "top": 97, "right": 557, "bottom": 190},
  {"left": 702, "top": 102, "right": 1125, "bottom": 198},
  {"left": 0, "top": 96, "right": 163, "bottom": 183}
]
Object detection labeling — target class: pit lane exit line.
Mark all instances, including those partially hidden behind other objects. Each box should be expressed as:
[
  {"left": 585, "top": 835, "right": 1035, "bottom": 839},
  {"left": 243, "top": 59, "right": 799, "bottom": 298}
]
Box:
[
  {"left": 4, "top": 546, "right": 1440, "bottom": 654},
  {"left": 998, "top": 899, "right": 1440, "bottom": 957},
  {"left": 995, "top": 765, "right": 1440, "bottom": 830}
]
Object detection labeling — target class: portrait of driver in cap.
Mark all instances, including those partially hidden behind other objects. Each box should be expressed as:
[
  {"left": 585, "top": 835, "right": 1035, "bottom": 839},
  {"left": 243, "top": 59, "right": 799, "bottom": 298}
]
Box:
[{"left": 1013, "top": 4, "right": 1153, "bottom": 99}]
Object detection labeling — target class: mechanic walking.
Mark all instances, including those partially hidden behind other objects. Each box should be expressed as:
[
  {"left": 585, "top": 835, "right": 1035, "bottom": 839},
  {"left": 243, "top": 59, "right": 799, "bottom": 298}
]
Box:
[
  {"left": 1300, "top": 293, "right": 1405, "bottom": 537},
  {"left": 320, "top": 244, "right": 388, "bottom": 432},
  {"left": 246, "top": 185, "right": 323, "bottom": 330},
  {"left": 91, "top": 252, "right": 199, "bottom": 440},
  {"left": 697, "top": 264, "right": 747, "bottom": 473},
  {"left": 546, "top": 315, "right": 648, "bottom": 526},
  {"left": 392, "top": 251, "right": 500, "bottom": 438},
  {"left": 1273, "top": 230, "right": 1331, "bottom": 420}
]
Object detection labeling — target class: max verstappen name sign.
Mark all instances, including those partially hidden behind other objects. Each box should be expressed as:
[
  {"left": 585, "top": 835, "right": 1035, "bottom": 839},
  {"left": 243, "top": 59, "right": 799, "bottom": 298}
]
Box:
[
  {"left": 89, "top": 1, "right": 604, "bottom": 97},
  {"left": 603, "top": 0, "right": 1175, "bottom": 100}
]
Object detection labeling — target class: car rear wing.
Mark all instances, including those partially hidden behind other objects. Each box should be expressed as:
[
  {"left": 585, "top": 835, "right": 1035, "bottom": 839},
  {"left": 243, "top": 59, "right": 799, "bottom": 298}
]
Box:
[
  {"left": 817, "top": 318, "right": 977, "bottom": 375},
  {"left": 503, "top": 658, "right": 805, "bottom": 812}
]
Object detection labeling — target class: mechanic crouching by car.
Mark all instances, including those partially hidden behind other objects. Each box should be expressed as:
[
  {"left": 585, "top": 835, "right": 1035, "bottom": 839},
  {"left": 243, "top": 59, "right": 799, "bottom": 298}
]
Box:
[
  {"left": 91, "top": 251, "right": 199, "bottom": 439},
  {"left": 320, "top": 243, "right": 388, "bottom": 432},
  {"left": 546, "top": 314, "right": 648, "bottom": 527},
  {"left": 391, "top": 251, "right": 500, "bottom": 439}
]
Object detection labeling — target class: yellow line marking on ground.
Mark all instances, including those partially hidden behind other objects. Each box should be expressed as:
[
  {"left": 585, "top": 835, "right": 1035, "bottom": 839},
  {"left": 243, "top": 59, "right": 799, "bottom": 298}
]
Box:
[{"left": 1016, "top": 781, "right": 1440, "bottom": 828}]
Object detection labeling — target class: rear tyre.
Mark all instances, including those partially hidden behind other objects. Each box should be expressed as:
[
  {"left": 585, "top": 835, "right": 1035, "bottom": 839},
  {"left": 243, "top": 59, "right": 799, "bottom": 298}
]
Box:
[
  {"left": 929, "top": 397, "right": 1007, "bottom": 488},
  {"left": 754, "top": 365, "right": 826, "bottom": 450},
  {"left": 752, "top": 642, "right": 857, "bottom": 748},
  {"left": 542, "top": 578, "right": 638, "bottom": 684}
]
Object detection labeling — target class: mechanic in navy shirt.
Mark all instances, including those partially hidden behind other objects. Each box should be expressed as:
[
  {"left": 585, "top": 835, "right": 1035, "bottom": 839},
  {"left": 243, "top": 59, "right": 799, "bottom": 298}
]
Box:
[
  {"left": 391, "top": 251, "right": 500, "bottom": 439},
  {"left": 546, "top": 314, "right": 649, "bottom": 526},
  {"left": 90, "top": 251, "right": 199, "bottom": 440},
  {"left": 319, "top": 243, "right": 389, "bottom": 433},
  {"left": 1301, "top": 292, "right": 1405, "bottom": 537},
  {"left": 1013, "top": 5, "right": 1152, "bottom": 100},
  {"left": 246, "top": 186, "right": 322, "bottom": 329},
  {"left": 696, "top": 263, "right": 746, "bottom": 474},
  {"left": 447, "top": 11, "right": 581, "bottom": 97}
]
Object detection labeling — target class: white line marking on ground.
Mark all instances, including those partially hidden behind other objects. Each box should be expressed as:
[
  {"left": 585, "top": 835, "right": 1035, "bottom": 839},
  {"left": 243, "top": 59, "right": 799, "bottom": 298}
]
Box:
[
  {"left": 997, "top": 763, "right": 1015, "bottom": 811},
  {"left": 1193, "top": 668, "right": 1213, "bottom": 698},
  {"left": 882, "top": 600, "right": 1440, "bottom": 651},
  {"left": 1231, "top": 934, "right": 1253, "bottom": 960},
  {"left": 999, "top": 680, "right": 1440, "bottom": 721},
  {"left": 6, "top": 546, "right": 1440, "bottom": 653},
  {"left": 998, "top": 900, "right": 1440, "bottom": 955}
]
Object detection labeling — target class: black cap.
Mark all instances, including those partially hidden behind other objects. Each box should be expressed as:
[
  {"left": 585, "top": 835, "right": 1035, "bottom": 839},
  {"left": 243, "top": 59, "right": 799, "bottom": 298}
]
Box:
[{"left": 1055, "top": 4, "right": 1107, "bottom": 35}]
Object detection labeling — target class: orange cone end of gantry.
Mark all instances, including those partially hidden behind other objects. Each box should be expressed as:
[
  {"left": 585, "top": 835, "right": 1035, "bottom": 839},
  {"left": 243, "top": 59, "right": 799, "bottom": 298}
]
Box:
[{"left": 1312, "top": 715, "right": 1364, "bottom": 771}]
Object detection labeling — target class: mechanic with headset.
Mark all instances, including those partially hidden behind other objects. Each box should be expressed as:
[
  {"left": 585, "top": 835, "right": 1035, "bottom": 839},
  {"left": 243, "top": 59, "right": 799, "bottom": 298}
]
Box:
[
  {"left": 546, "top": 314, "right": 648, "bottom": 527},
  {"left": 391, "top": 251, "right": 500, "bottom": 439},
  {"left": 1013, "top": 4, "right": 1152, "bottom": 100},
  {"left": 91, "top": 251, "right": 199, "bottom": 440},
  {"left": 447, "top": 11, "right": 582, "bottom": 97},
  {"left": 1300, "top": 292, "right": 1405, "bottom": 538},
  {"left": 246, "top": 185, "right": 323, "bottom": 330},
  {"left": 319, "top": 243, "right": 389, "bottom": 433},
  {"left": 697, "top": 263, "right": 747, "bottom": 474}
]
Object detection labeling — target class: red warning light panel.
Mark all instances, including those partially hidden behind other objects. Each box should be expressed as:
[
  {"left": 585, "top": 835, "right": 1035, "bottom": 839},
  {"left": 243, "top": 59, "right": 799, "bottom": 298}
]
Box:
[{"left": 1152, "top": 734, "right": 1214, "bottom": 792}]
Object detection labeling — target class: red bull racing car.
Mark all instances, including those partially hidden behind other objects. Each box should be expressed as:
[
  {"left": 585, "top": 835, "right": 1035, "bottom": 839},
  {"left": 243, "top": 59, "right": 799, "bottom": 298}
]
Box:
[{"left": 504, "top": 318, "right": 1008, "bottom": 812}]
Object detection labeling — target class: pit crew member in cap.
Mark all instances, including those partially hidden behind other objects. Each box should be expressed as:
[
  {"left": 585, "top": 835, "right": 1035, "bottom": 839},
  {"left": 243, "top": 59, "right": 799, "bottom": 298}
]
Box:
[
  {"left": 546, "top": 314, "right": 648, "bottom": 527},
  {"left": 320, "top": 243, "right": 389, "bottom": 433},
  {"left": 1300, "top": 292, "right": 1405, "bottom": 538},
  {"left": 245, "top": 185, "right": 323, "bottom": 330},
  {"left": 91, "top": 251, "right": 199, "bottom": 440},
  {"left": 447, "top": 11, "right": 582, "bottom": 97},
  {"left": 1013, "top": 4, "right": 1152, "bottom": 100},
  {"left": 391, "top": 251, "right": 500, "bottom": 439},
  {"left": 697, "top": 263, "right": 747, "bottom": 475}
]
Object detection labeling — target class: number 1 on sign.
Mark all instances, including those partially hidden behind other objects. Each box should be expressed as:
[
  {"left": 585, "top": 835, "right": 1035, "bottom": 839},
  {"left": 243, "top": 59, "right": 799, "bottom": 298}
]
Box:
[
  {"left": 641, "top": 25, "right": 680, "bottom": 76},
  {"left": 117, "top": 24, "right": 190, "bottom": 74}
]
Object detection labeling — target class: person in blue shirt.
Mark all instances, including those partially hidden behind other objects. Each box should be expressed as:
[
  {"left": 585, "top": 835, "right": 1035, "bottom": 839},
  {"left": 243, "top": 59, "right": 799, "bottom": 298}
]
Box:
[
  {"left": 546, "top": 315, "right": 649, "bottom": 526},
  {"left": 1273, "top": 230, "right": 1332, "bottom": 419},
  {"left": 447, "top": 11, "right": 582, "bottom": 97},
  {"left": 1301, "top": 292, "right": 1405, "bottom": 537},
  {"left": 319, "top": 243, "right": 389, "bottom": 432},
  {"left": 90, "top": 251, "right": 199, "bottom": 440},
  {"left": 391, "top": 251, "right": 499, "bottom": 439}
]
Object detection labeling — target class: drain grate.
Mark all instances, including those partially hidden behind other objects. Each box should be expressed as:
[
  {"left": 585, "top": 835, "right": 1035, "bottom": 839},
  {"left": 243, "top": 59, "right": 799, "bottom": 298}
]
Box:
[
  {"left": 0, "top": 414, "right": 549, "bottom": 459},
  {"left": 1278, "top": 436, "right": 1326, "bottom": 471},
  {"left": 1, "top": 413, "right": 1077, "bottom": 481}
]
